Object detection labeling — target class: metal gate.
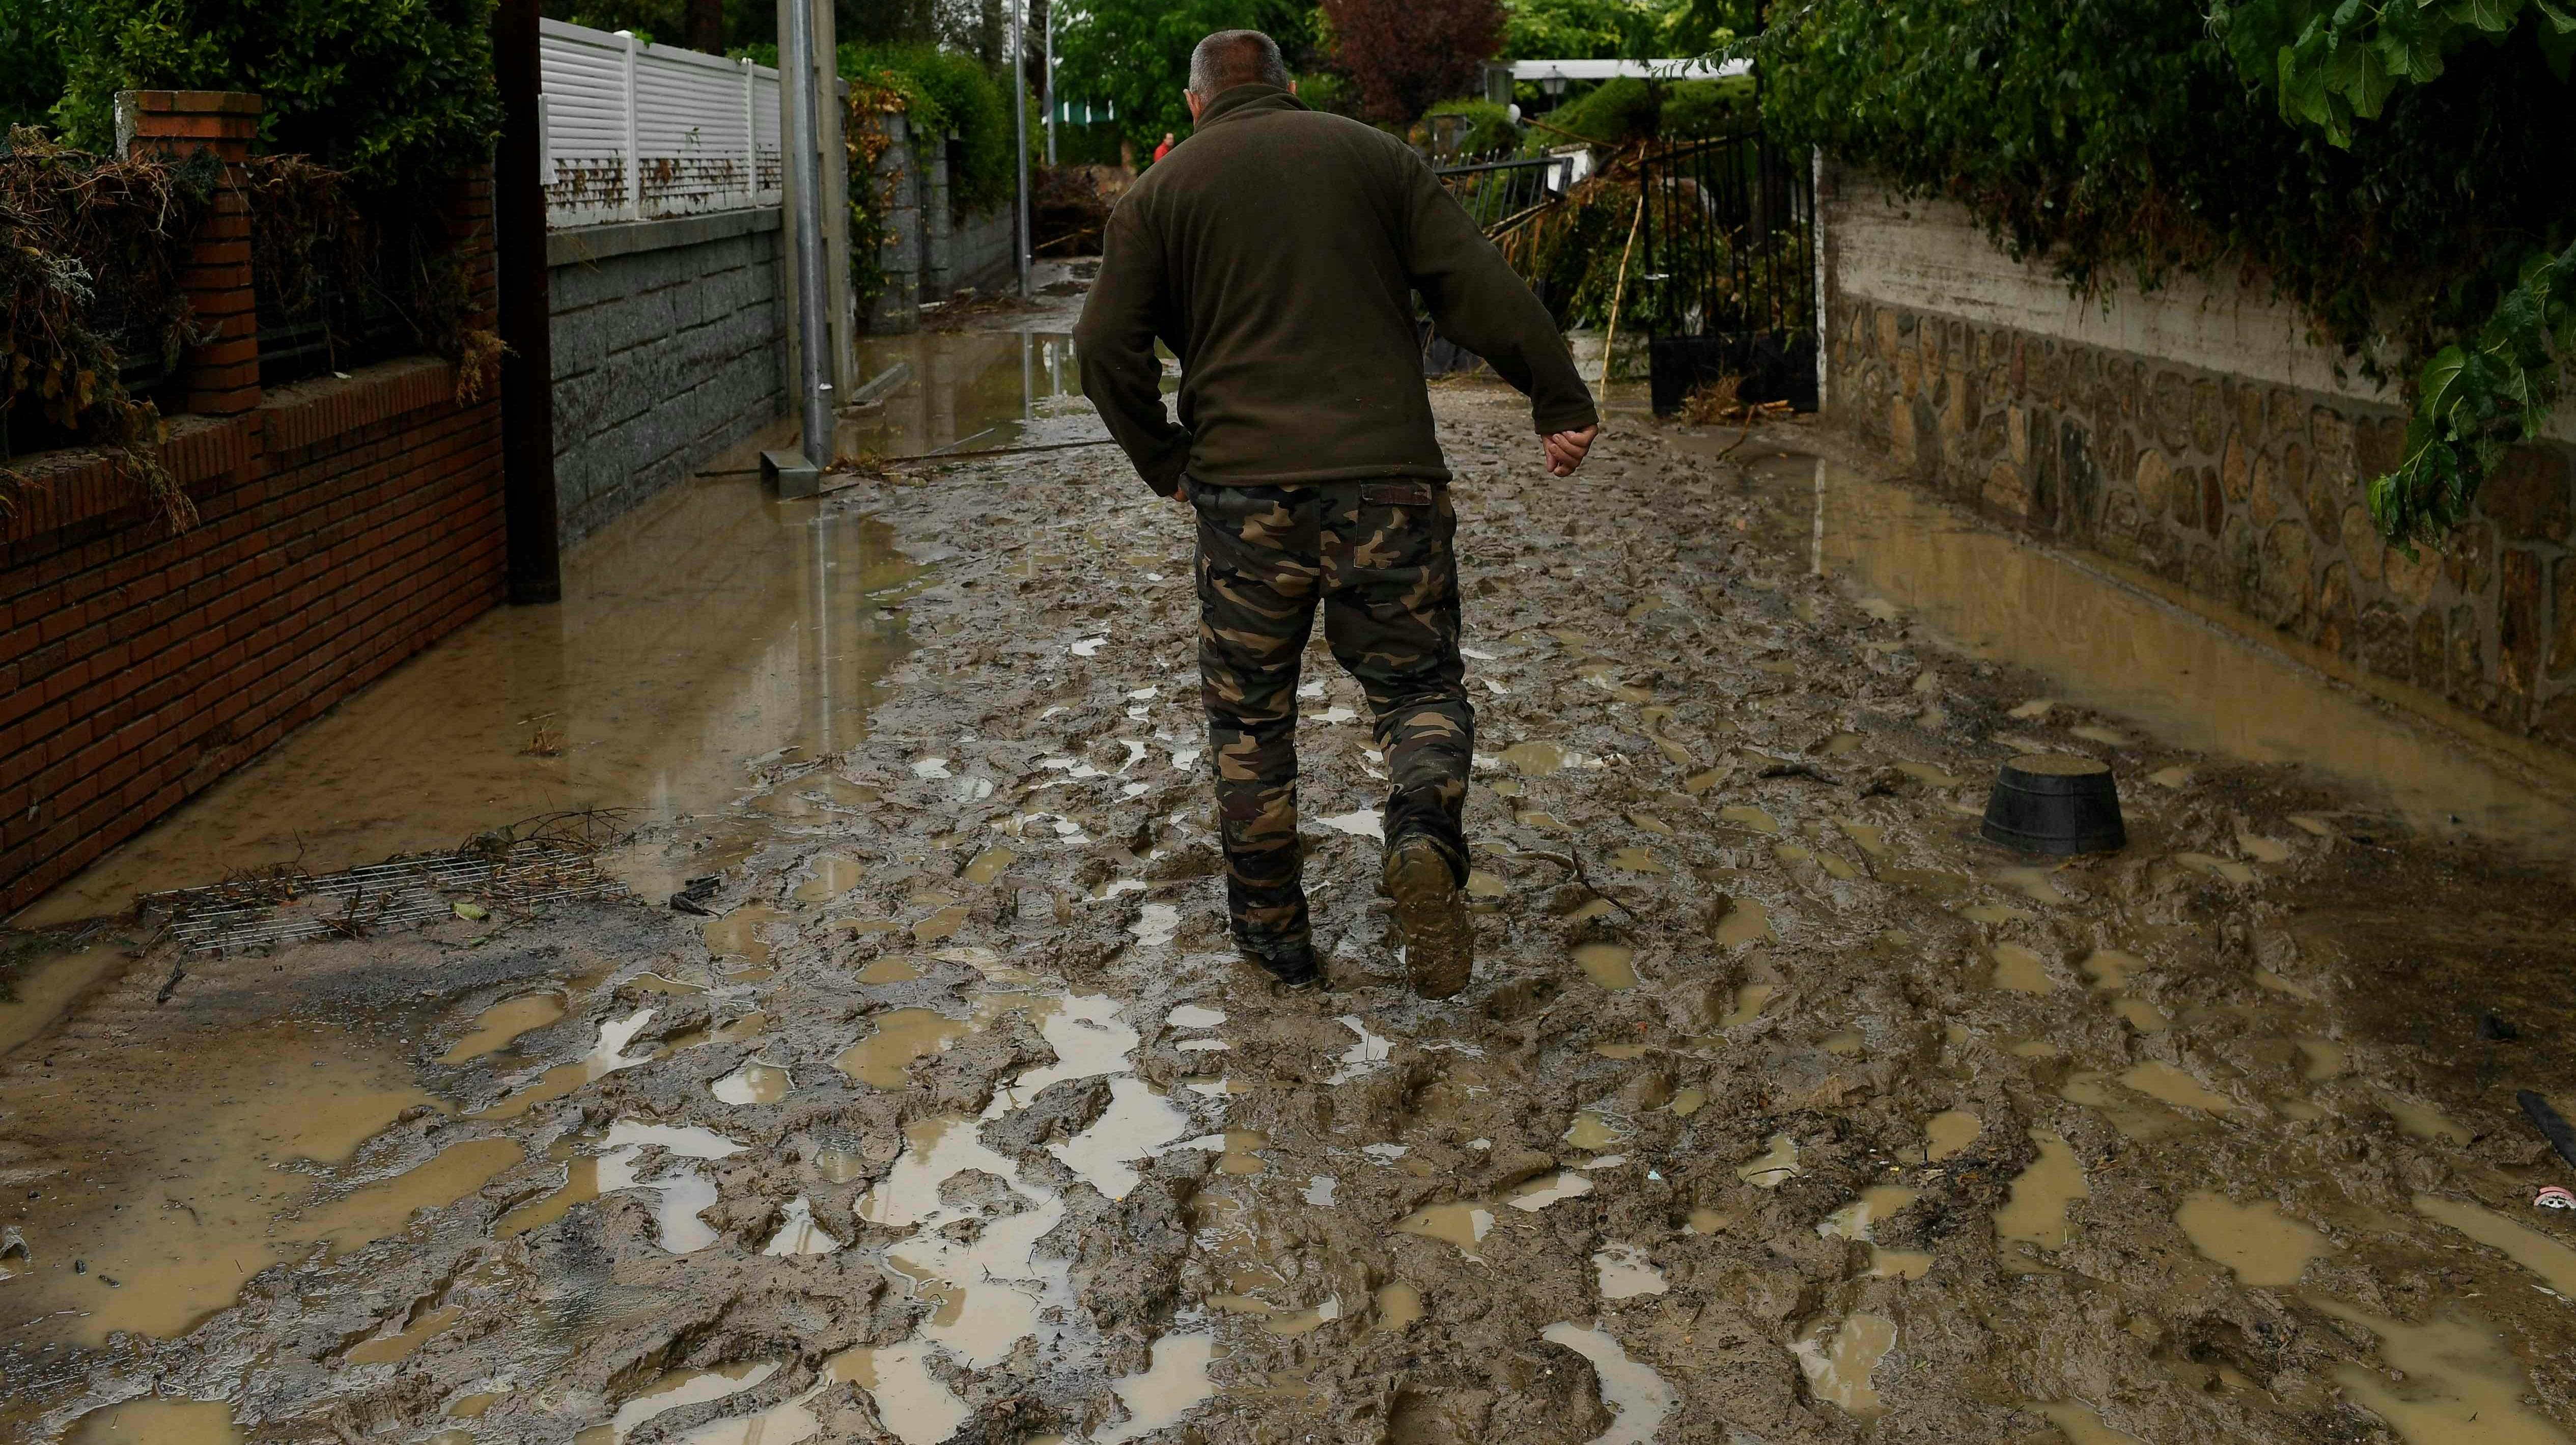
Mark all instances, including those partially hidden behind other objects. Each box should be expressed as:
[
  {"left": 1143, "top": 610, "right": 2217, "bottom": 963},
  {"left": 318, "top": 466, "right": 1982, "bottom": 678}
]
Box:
[
  {"left": 1425, "top": 153, "right": 1578, "bottom": 374},
  {"left": 1435, "top": 153, "right": 1576, "bottom": 238},
  {"left": 1637, "top": 133, "right": 1817, "bottom": 414}
]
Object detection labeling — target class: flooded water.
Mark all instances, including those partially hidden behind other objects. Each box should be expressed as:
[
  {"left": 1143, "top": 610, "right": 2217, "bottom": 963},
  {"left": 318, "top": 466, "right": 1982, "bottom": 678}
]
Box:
[
  {"left": 0, "top": 943, "right": 124, "bottom": 1059},
  {"left": 0, "top": 1021, "right": 435, "bottom": 1345},
  {"left": 14, "top": 334, "right": 1096, "bottom": 928},
  {"left": 1994, "top": 1129, "right": 2089, "bottom": 1254},
  {"left": 2175, "top": 1192, "right": 2330, "bottom": 1287},
  {"left": 851, "top": 330, "right": 1084, "bottom": 461},
  {"left": 19, "top": 476, "right": 919, "bottom": 925},
  {"left": 1727, "top": 450, "right": 2576, "bottom": 856}
]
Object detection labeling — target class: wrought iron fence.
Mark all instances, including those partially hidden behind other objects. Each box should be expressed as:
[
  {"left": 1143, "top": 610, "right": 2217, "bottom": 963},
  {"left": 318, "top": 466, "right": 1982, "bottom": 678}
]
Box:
[
  {"left": 1637, "top": 132, "right": 1817, "bottom": 413},
  {"left": 254, "top": 274, "right": 414, "bottom": 387},
  {"left": 1435, "top": 153, "right": 1576, "bottom": 239},
  {"left": 1424, "top": 153, "right": 1578, "bottom": 374}
]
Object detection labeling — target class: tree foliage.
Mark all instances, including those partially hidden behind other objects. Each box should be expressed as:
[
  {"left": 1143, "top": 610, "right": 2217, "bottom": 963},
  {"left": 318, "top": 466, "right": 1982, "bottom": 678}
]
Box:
[
  {"left": 0, "top": 0, "right": 73, "bottom": 131},
  {"left": 2208, "top": 0, "right": 2576, "bottom": 546},
  {"left": 1322, "top": 0, "right": 1503, "bottom": 123},
  {"left": 1750, "top": 0, "right": 2575, "bottom": 546},
  {"left": 1500, "top": 0, "right": 1720, "bottom": 61},
  {"left": 1053, "top": 0, "right": 1260, "bottom": 154},
  {"left": 52, "top": 0, "right": 501, "bottom": 196},
  {"left": 839, "top": 41, "right": 1017, "bottom": 213}
]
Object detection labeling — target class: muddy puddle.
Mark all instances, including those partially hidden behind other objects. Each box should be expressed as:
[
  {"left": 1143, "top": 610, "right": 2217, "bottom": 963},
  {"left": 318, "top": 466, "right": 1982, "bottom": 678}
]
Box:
[
  {"left": 850, "top": 330, "right": 1089, "bottom": 462},
  {"left": 1, "top": 1018, "right": 442, "bottom": 1346},
  {"left": 1718, "top": 448, "right": 2576, "bottom": 856}
]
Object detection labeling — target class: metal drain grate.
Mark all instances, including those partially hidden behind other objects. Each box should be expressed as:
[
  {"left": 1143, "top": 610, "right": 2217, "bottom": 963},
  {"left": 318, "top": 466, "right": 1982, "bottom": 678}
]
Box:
[{"left": 139, "top": 841, "right": 630, "bottom": 955}]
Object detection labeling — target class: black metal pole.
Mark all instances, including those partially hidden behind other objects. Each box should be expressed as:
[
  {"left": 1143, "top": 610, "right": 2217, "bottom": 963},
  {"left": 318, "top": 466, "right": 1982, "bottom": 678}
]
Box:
[{"left": 494, "top": 0, "right": 562, "bottom": 605}]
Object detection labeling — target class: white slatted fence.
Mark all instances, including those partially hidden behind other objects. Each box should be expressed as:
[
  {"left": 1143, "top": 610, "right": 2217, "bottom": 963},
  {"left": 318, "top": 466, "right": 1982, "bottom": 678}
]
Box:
[{"left": 539, "top": 18, "right": 782, "bottom": 229}]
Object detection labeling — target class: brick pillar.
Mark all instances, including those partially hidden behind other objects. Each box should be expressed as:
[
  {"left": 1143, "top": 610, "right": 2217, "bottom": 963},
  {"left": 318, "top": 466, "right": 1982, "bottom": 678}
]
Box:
[
  {"left": 449, "top": 169, "right": 500, "bottom": 333},
  {"left": 119, "top": 90, "right": 262, "bottom": 417}
]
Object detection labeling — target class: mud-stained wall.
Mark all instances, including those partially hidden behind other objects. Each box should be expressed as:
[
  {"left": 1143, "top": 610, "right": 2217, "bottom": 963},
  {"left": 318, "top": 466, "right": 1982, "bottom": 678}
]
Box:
[
  {"left": 547, "top": 210, "right": 790, "bottom": 544},
  {"left": 0, "top": 359, "right": 504, "bottom": 919},
  {"left": 1822, "top": 174, "right": 2576, "bottom": 759}
]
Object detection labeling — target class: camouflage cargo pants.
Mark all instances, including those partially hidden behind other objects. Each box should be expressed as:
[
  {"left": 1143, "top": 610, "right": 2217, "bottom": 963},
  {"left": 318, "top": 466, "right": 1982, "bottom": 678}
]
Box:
[{"left": 1192, "top": 479, "right": 1474, "bottom": 953}]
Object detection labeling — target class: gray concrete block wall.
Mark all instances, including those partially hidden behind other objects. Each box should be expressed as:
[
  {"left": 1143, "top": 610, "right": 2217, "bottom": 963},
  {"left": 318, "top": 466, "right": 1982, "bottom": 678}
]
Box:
[
  {"left": 867, "top": 113, "right": 922, "bottom": 333},
  {"left": 950, "top": 210, "right": 1016, "bottom": 295},
  {"left": 864, "top": 115, "right": 1017, "bottom": 326},
  {"left": 548, "top": 212, "right": 787, "bottom": 543}
]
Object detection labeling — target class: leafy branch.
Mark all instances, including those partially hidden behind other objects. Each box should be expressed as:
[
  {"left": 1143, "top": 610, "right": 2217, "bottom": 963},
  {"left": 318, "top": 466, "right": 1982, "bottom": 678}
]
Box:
[
  {"left": 2373, "top": 239, "right": 2576, "bottom": 547},
  {"left": 2213, "top": 0, "right": 2575, "bottom": 146},
  {"left": 2211, "top": 0, "right": 2575, "bottom": 547}
]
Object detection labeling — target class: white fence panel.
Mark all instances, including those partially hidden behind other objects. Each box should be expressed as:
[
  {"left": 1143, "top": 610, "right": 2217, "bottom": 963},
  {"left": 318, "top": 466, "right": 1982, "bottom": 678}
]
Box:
[{"left": 540, "top": 17, "right": 782, "bottom": 229}]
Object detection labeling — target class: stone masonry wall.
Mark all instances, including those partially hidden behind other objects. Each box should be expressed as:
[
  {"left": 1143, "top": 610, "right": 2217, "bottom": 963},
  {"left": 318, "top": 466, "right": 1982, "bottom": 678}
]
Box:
[
  {"left": 548, "top": 211, "right": 787, "bottom": 543},
  {"left": 1824, "top": 293, "right": 2576, "bottom": 752}
]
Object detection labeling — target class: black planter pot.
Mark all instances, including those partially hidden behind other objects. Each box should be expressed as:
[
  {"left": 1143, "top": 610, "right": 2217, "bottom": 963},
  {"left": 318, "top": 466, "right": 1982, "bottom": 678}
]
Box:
[{"left": 1981, "top": 754, "right": 2126, "bottom": 855}]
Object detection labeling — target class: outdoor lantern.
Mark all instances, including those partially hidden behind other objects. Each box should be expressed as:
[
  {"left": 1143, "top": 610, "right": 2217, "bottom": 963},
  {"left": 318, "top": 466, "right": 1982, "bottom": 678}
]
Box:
[{"left": 1541, "top": 70, "right": 1569, "bottom": 100}]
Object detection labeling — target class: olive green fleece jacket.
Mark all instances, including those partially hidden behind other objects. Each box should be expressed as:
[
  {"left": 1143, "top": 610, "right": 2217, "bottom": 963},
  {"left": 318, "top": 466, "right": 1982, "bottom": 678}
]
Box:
[{"left": 1073, "top": 84, "right": 1598, "bottom": 497}]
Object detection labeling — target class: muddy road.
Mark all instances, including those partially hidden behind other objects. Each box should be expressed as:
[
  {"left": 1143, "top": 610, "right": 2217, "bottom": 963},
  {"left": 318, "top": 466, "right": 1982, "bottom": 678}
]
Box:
[{"left": 5, "top": 336, "right": 2576, "bottom": 1444}]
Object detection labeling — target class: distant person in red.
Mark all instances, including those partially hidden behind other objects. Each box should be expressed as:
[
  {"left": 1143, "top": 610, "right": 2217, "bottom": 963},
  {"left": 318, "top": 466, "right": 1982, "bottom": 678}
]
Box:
[{"left": 1152, "top": 131, "right": 1176, "bottom": 163}]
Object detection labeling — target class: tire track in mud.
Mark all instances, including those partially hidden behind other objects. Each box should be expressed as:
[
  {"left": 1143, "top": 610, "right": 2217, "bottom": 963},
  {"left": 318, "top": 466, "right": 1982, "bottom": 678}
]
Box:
[{"left": 11, "top": 386, "right": 2576, "bottom": 1445}]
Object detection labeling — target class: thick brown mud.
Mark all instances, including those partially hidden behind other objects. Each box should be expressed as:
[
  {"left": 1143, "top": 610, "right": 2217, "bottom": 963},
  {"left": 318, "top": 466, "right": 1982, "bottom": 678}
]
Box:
[{"left": 4, "top": 342, "right": 2576, "bottom": 1444}]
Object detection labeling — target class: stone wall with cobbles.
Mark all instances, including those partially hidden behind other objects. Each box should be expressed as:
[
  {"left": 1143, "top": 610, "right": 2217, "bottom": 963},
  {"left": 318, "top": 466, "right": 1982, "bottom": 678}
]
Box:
[{"left": 1823, "top": 192, "right": 2576, "bottom": 756}]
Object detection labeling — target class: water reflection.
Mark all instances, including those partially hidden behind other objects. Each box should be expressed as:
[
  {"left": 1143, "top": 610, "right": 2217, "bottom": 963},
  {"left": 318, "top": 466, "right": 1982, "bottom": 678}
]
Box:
[
  {"left": 850, "top": 331, "right": 1085, "bottom": 460},
  {"left": 1727, "top": 451, "right": 2576, "bottom": 858},
  {"left": 27, "top": 452, "right": 918, "bottom": 927}
]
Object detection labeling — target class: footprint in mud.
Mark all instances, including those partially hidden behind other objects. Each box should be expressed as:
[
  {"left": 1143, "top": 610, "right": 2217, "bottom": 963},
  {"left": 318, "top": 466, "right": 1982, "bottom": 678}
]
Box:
[
  {"left": 2306, "top": 1297, "right": 2572, "bottom": 1445},
  {"left": 2173, "top": 1192, "right": 2328, "bottom": 1287},
  {"left": 1793, "top": 1312, "right": 1897, "bottom": 1421},
  {"left": 574, "top": 1360, "right": 779, "bottom": 1443},
  {"left": 1590, "top": 1242, "right": 1667, "bottom": 1299},
  {"left": 1994, "top": 1130, "right": 2087, "bottom": 1254},
  {"left": 1093, "top": 1333, "right": 1219, "bottom": 1444},
  {"left": 1538, "top": 1323, "right": 1675, "bottom": 1445}
]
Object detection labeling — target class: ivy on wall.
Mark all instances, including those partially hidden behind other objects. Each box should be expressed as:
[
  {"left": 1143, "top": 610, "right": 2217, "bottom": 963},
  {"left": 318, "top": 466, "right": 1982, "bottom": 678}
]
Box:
[
  {"left": 2212, "top": 0, "right": 2576, "bottom": 547},
  {"left": 1747, "top": 0, "right": 2574, "bottom": 547}
]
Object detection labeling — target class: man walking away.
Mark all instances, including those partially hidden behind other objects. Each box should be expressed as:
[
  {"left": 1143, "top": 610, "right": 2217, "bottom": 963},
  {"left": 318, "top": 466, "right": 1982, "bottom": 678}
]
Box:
[{"left": 1074, "top": 29, "right": 1598, "bottom": 998}]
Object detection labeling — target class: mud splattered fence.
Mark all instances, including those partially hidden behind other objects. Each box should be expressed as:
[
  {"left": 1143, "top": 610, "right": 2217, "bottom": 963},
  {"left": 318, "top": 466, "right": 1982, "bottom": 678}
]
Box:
[
  {"left": 0, "top": 92, "right": 504, "bottom": 915},
  {"left": 1819, "top": 172, "right": 2576, "bottom": 760}
]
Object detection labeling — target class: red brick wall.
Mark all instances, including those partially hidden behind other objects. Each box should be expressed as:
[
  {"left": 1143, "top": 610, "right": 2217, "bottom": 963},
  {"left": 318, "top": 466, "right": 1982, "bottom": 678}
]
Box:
[{"left": 0, "top": 95, "right": 507, "bottom": 916}]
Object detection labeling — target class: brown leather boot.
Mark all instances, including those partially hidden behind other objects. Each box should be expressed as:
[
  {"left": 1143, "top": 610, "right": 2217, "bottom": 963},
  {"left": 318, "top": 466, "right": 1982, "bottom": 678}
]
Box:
[{"left": 1382, "top": 835, "right": 1472, "bottom": 999}]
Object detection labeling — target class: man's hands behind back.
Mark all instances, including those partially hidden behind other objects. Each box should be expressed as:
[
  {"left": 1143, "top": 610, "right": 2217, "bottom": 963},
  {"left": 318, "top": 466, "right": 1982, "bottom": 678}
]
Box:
[{"left": 1543, "top": 425, "right": 1599, "bottom": 477}]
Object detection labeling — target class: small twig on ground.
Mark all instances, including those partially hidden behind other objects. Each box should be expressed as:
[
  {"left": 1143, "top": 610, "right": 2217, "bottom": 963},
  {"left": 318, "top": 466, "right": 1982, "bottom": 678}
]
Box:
[
  {"left": 1511, "top": 847, "right": 1639, "bottom": 922},
  {"left": 461, "top": 807, "right": 634, "bottom": 860}
]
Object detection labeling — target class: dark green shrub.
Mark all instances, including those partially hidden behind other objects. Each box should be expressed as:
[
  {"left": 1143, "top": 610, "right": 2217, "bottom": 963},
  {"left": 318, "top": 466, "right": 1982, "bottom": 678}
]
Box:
[
  {"left": 1419, "top": 97, "right": 1518, "bottom": 158},
  {"left": 52, "top": 0, "right": 501, "bottom": 197}
]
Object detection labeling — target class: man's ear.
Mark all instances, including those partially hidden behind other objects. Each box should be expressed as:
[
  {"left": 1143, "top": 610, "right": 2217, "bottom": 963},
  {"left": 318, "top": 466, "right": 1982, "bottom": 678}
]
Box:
[
  {"left": 1287, "top": 77, "right": 1298, "bottom": 95},
  {"left": 1185, "top": 91, "right": 1204, "bottom": 122}
]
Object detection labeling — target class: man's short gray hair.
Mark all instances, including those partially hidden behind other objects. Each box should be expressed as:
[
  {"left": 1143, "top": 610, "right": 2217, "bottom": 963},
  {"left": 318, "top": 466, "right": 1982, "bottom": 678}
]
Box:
[{"left": 1187, "top": 30, "right": 1291, "bottom": 96}]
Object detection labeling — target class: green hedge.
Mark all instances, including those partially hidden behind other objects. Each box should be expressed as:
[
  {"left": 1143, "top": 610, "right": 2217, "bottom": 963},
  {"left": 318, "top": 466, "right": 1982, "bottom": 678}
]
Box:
[
  {"left": 839, "top": 42, "right": 1013, "bottom": 216},
  {"left": 50, "top": 0, "right": 500, "bottom": 196},
  {"left": 1420, "top": 97, "right": 1519, "bottom": 157},
  {"left": 1528, "top": 75, "right": 1751, "bottom": 148}
]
